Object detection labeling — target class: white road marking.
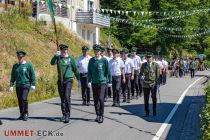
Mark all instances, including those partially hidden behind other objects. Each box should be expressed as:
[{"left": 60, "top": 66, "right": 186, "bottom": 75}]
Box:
[{"left": 152, "top": 77, "right": 204, "bottom": 140}]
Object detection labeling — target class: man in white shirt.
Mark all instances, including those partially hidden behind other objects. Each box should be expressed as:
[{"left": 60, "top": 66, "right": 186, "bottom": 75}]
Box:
[
  {"left": 121, "top": 48, "right": 134, "bottom": 103},
  {"left": 101, "top": 47, "right": 112, "bottom": 101},
  {"left": 130, "top": 47, "right": 141, "bottom": 99},
  {"left": 77, "top": 46, "right": 92, "bottom": 106},
  {"left": 105, "top": 48, "right": 113, "bottom": 99},
  {"left": 109, "top": 49, "right": 125, "bottom": 107},
  {"left": 162, "top": 58, "right": 168, "bottom": 85},
  {"left": 156, "top": 57, "right": 163, "bottom": 84}
]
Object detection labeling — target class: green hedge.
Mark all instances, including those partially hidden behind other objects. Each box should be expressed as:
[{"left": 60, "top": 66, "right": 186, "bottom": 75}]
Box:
[{"left": 200, "top": 83, "right": 210, "bottom": 139}]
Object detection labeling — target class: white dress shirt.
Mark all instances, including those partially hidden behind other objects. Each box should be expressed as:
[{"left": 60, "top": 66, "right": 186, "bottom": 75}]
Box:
[
  {"left": 130, "top": 55, "right": 141, "bottom": 71},
  {"left": 77, "top": 55, "right": 92, "bottom": 73},
  {"left": 109, "top": 57, "right": 125, "bottom": 76},
  {"left": 123, "top": 57, "right": 134, "bottom": 74}
]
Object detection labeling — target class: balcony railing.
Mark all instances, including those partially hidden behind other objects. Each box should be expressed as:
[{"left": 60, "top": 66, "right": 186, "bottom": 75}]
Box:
[
  {"left": 76, "top": 11, "right": 110, "bottom": 28},
  {"left": 38, "top": 3, "right": 69, "bottom": 18}
]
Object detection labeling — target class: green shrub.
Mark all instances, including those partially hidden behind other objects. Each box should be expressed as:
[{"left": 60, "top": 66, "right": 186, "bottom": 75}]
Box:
[{"left": 200, "top": 84, "right": 210, "bottom": 139}]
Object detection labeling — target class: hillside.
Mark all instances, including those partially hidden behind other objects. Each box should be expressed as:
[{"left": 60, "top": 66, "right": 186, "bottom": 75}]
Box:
[{"left": 0, "top": 11, "right": 114, "bottom": 109}]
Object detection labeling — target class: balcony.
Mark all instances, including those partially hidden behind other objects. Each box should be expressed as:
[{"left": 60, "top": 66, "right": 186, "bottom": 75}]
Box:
[
  {"left": 76, "top": 11, "right": 110, "bottom": 28},
  {"left": 38, "top": 3, "right": 69, "bottom": 18}
]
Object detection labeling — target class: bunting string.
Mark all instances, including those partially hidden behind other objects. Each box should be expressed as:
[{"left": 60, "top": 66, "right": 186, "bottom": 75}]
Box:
[
  {"left": 164, "top": 30, "right": 210, "bottom": 38},
  {"left": 110, "top": 17, "right": 210, "bottom": 31},
  {"left": 99, "top": 8, "right": 210, "bottom": 17}
]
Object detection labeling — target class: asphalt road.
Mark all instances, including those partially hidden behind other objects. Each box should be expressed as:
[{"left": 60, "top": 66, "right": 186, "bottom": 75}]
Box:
[{"left": 0, "top": 70, "right": 209, "bottom": 140}]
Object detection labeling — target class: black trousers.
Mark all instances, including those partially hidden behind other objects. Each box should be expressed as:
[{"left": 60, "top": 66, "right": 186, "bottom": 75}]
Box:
[
  {"left": 58, "top": 80, "right": 73, "bottom": 115},
  {"left": 191, "top": 69, "right": 195, "bottom": 78},
  {"left": 138, "top": 78, "right": 142, "bottom": 96},
  {"left": 131, "top": 70, "right": 139, "bottom": 97},
  {"left": 143, "top": 86, "right": 157, "bottom": 115},
  {"left": 112, "top": 76, "right": 121, "bottom": 104},
  {"left": 105, "top": 86, "right": 112, "bottom": 98},
  {"left": 80, "top": 73, "right": 90, "bottom": 103},
  {"left": 16, "top": 87, "right": 30, "bottom": 115},
  {"left": 179, "top": 69, "right": 184, "bottom": 77},
  {"left": 92, "top": 84, "right": 106, "bottom": 116},
  {"left": 122, "top": 74, "right": 131, "bottom": 99},
  {"left": 162, "top": 70, "right": 167, "bottom": 84}
]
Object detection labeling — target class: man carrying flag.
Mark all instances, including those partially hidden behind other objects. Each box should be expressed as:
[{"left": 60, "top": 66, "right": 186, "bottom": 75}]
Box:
[{"left": 51, "top": 44, "right": 80, "bottom": 123}]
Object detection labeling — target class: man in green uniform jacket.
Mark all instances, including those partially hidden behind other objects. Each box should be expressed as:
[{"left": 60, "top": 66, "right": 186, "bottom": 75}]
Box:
[
  {"left": 189, "top": 59, "right": 196, "bottom": 78},
  {"left": 140, "top": 52, "right": 160, "bottom": 117},
  {"left": 10, "top": 51, "right": 36, "bottom": 121},
  {"left": 88, "top": 44, "right": 112, "bottom": 123},
  {"left": 51, "top": 44, "right": 80, "bottom": 123}
]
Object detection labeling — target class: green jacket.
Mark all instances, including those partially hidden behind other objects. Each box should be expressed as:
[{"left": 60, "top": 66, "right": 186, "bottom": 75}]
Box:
[
  {"left": 88, "top": 57, "right": 112, "bottom": 84},
  {"left": 10, "top": 62, "right": 36, "bottom": 87},
  {"left": 51, "top": 55, "right": 80, "bottom": 81},
  {"left": 140, "top": 62, "right": 160, "bottom": 88},
  {"left": 189, "top": 61, "right": 196, "bottom": 69}
]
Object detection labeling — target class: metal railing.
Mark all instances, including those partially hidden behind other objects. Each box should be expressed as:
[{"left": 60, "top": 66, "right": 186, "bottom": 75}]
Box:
[
  {"left": 38, "top": 3, "right": 69, "bottom": 18},
  {"left": 76, "top": 11, "right": 110, "bottom": 27}
]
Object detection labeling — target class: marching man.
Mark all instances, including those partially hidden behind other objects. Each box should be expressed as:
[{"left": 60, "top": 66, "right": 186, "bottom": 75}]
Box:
[
  {"left": 88, "top": 45, "right": 112, "bottom": 123},
  {"left": 10, "top": 51, "right": 36, "bottom": 121},
  {"left": 51, "top": 44, "right": 80, "bottom": 123},
  {"left": 140, "top": 53, "right": 160, "bottom": 117},
  {"left": 77, "top": 46, "right": 92, "bottom": 106},
  {"left": 130, "top": 47, "right": 142, "bottom": 99},
  {"left": 121, "top": 48, "right": 134, "bottom": 103},
  {"left": 109, "top": 49, "right": 125, "bottom": 107}
]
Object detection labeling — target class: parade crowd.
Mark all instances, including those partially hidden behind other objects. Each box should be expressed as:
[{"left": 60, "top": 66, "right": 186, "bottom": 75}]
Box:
[{"left": 6, "top": 44, "right": 201, "bottom": 125}]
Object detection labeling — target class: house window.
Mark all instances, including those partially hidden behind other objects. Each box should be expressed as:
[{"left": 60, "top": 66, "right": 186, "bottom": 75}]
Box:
[{"left": 88, "top": 0, "right": 94, "bottom": 11}]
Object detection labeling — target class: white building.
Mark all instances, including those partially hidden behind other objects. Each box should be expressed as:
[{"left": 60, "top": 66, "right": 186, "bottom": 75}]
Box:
[{"left": 38, "top": 0, "right": 110, "bottom": 46}]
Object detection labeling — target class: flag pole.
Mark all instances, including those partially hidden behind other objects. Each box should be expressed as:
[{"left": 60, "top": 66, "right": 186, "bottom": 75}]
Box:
[
  {"left": 52, "top": 16, "right": 63, "bottom": 84},
  {"left": 45, "top": 0, "right": 63, "bottom": 84}
]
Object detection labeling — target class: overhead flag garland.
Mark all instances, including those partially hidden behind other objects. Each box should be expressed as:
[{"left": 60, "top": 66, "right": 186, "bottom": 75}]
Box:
[
  {"left": 133, "top": 13, "right": 196, "bottom": 23},
  {"left": 110, "top": 17, "right": 209, "bottom": 31},
  {"left": 164, "top": 30, "right": 210, "bottom": 38},
  {"left": 99, "top": 8, "right": 210, "bottom": 17}
]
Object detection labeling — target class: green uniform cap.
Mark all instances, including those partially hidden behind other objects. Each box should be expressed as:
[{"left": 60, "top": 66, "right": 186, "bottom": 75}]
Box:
[
  {"left": 112, "top": 49, "right": 119, "bottom": 54},
  {"left": 100, "top": 47, "right": 105, "bottom": 52},
  {"left": 93, "top": 44, "right": 101, "bottom": 51},
  {"left": 16, "top": 51, "right": 26, "bottom": 57},
  {"left": 107, "top": 48, "right": 112, "bottom": 51},
  {"left": 122, "top": 48, "right": 129, "bottom": 54},
  {"left": 59, "top": 44, "right": 68, "bottom": 50},
  {"left": 146, "top": 52, "right": 153, "bottom": 57},
  {"left": 131, "top": 47, "right": 138, "bottom": 52},
  {"left": 82, "top": 45, "right": 89, "bottom": 51}
]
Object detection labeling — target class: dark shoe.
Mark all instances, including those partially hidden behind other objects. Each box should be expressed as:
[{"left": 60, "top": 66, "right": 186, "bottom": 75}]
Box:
[
  {"left": 127, "top": 99, "right": 130, "bottom": 103},
  {"left": 60, "top": 115, "right": 65, "bottom": 122},
  {"left": 112, "top": 103, "right": 116, "bottom": 107},
  {"left": 98, "top": 116, "right": 104, "bottom": 123},
  {"left": 86, "top": 102, "right": 90, "bottom": 106},
  {"left": 95, "top": 116, "right": 99, "bottom": 122},
  {"left": 122, "top": 99, "right": 126, "bottom": 103},
  {"left": 17, "top": 115, "right": 23, "bottom": 120},
  {"left": 64, "top": 114, "right": 70, "bottom": 123},
  {"left": 82, "top": 101, "right": 86, "bottom": 105},
  {"left": 23, "top": 114, "right": 28, "bottom": 121}
]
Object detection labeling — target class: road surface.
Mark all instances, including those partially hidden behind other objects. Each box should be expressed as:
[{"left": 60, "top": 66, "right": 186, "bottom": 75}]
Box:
[{"left": 0, "top": 70, "right": 209, "bottom": 140}]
